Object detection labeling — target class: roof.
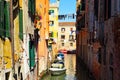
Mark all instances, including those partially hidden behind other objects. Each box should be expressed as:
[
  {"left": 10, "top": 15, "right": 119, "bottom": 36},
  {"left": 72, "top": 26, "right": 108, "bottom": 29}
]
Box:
[
  {"left": 59, "top": 22, "right": 75, "bottom": 26},
  {"left": 50, "top": 3, "right": 59, "bottom": 8}
]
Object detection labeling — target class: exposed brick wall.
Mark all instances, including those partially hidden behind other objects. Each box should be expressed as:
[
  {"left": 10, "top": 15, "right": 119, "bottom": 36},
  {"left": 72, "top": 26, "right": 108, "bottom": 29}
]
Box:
[
  {"left": 113, "top": 17, "right": 120, "bottom": 80},
  {"left": 104, "top": 17, "right": 120, "bottom": 80}
]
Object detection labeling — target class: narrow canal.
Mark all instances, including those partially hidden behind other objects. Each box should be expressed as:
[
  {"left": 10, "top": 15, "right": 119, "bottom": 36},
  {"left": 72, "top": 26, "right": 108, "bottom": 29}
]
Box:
[{"left": 41, "top": 54, "right": 95, "bottom": 80}]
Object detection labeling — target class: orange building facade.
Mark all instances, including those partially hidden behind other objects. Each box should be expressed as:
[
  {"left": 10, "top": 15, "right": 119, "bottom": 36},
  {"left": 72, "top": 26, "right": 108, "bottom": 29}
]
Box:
[{"left": 35, "top": 0, "right": 49, "bottom": 76}]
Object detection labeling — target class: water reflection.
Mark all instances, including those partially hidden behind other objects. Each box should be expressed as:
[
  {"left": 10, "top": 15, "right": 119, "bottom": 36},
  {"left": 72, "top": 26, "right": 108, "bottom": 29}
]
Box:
[
  {"left": 51, "top": 74, "right": 66, "bottom": 80},
  {"left": 41, "top": 73, "right": 66, "bottom": 80},
  {"left": 65, "top": 75, "right": 76, "bottom": 80},
  {"left": 41, "top": 54, "right": 95, "bottom": 80},
  {"left": 64, "top": 54, "right": 76, "bottom": 80},
  {"left": 41, "top": 54, "right": 76, "bottom": 80},
  {"left": 76, "top": 58, "right": 96, "bottom": 80}
]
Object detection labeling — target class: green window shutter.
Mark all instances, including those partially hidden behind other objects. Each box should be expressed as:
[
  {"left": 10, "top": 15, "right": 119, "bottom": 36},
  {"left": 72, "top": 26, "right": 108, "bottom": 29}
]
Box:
[
  {"left": 19, "top": 9, "right": 23, "bottom": 40},
  {"left": 31, "top": 0, "right": 35, "bottom": 15},
  {"left": 49, "top": 10, "right": 54, "bottom": 15},
  {"left": 28, "top": 0, "right": 35, "bottom": 21},
  {"left": 0, "top": 1, "right": 4, "bottom": 37},
  {"left": 51, "top": 32, "right": 54, "bottom": 37},
  {"left": 28, "top": 0, "right": 31, "bottom": 12},
  {"left": 29, "top": 41, "right": 35, "bottom": 68},
  {"left": 28, "top": 0, "right": 35, "bottom": 15},
  {"left": 49, "top": 10, "right": 54, "bottom": 13},
  {"left": 4, "top": 1, "right": 10, "bottom": 37}
]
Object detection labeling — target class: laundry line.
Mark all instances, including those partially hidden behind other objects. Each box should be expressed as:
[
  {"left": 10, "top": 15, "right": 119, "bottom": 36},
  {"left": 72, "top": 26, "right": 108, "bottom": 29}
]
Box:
[{"left": 49, "top": 13, "right": 76, "bottom": 20}]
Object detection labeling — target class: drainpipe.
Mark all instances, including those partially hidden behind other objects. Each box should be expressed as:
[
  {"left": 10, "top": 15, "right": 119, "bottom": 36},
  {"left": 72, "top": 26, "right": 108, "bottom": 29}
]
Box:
[{"left": 10, "top": 0, "right": 15, "bottom": 79}]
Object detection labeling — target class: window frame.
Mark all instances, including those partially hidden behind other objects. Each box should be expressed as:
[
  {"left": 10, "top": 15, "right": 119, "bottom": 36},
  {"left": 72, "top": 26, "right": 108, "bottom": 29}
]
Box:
[
  {"left": 61, "top": 28, "right": 65, "bottom": 33},
  {"left": 61, "top": 43, "right": 64, "bottom": 46},
  {"left": 49, "top": 21, "right": 54, "bottom": 26},
  {"left": 61, "top": 35, "right": 65, "bottom": 39}
]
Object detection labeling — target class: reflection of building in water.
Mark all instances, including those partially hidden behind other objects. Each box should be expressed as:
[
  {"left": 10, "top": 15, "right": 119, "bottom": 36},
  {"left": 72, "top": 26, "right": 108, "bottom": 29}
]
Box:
[
  {"left": 65, "top": 54, "right": 76, "bottom": 75},
  {"left": 51, "top": 74, "right": 66, "bottom": 80}
]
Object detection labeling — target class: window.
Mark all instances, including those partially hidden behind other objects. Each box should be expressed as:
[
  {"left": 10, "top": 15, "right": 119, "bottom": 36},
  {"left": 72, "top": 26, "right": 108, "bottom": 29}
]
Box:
[
  {"left": 49, "top": 32, "right": 53, "bottom": 37},
  {"left": 94, "top": 0, "right": 98, "bottom": 20},
  {"left": 29, "top": 41, "right": 35, "bottom": 69},
  {"left": 34, "top": 28, "right": 40, "bottom": 46},
  {"left": 19, "top": 9, "right": 23, "bottom": 40},
  {"left": 62, "top": 43, "right": 64, "bottom": 46},
  {"left": 104, "top": 0, "right": 111, "bottom": 20},
  {"left": 49, "top": 21, "right": 54, "bottom": 26},
  {"left": 0, "top": 1, "right": 4, "bottom": 37},
  {"left": 28, "top": 0, "right": 35, "bottom": 22},
  {"left": 70, "top": 28, "right": 74, "bottom": 35},
  {"left": 70, "top": 43, "right": 73, "bottom": 46},
  {"left": 81, "top": 0, "right": 85, "bottom": 11},
  {"left": 70, "top": 28, "right": 73, "bottom": 31},
  {"left": 103, "top": 47, "right": 106, "bottom": 65},
  {"left": 104, "top": 0, "right": 107, "bottom": 20},
  {"left": 13, "top": 0, "right": 18, "bottom": 6},
  {"left": 69, "top": 35, "right": 74, "bottom": 41},
  {"left": 49, "top": 10, "right": 54, "bottom": 15},
  {"left": 61, "top": 28, "right": 65, "bottom": 32},
  {"left": 5, "top": 72, "right": 10, "bottom": 80},
  {"left": 61, "top": 35, "right": 65, "bottom": 39},
  {"left": 108, "top": 0, "right": 111, "bottom": 18},
  {"left": 109, "top": 53, "right": 113, "bottom": 65},
  {"left": 4, "top": 1, "right": 10, "bottom": 37},
  {"left": 109, "top": 67, "right": 113, "bottom": 80},
  {"left": 98, "top": 48, "right": 101, "bottom": 63}
]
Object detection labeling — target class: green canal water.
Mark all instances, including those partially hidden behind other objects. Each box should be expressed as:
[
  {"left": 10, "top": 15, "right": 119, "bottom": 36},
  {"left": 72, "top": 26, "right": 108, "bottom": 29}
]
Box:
[
  {"left": 41, "top": 54, "right": 95, "bottom": 80},
  {"left": 41, "top": 73, "right": 66, "bottom": 80},
  {"left": 41, "top": 54, "right": 76, "bottom": 80}
]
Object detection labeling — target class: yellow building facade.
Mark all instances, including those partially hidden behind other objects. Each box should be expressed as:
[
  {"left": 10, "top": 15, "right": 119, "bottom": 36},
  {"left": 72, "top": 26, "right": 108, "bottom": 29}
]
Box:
[
  {"left": 49, "top": 1, "right": 59, "bottom": 61},
  {"left": 49, "top": 3, "right": 59, "bottom": 42},
  {"left": 0, "top": 0, "right": 23, "bottom": 79},
  {"left": 0, "top": 39, "right": 3, "bottom": 69}
]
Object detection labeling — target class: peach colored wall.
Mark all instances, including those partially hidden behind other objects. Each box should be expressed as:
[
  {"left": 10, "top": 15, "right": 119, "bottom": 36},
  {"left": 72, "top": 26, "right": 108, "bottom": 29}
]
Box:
[{"left": 36, "top": 0, "right": 49, "bottom": 57}]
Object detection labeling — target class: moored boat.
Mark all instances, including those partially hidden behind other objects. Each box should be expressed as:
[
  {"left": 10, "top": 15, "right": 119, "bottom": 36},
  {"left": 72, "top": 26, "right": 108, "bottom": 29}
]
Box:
[
  {"left": 49, "top": 67, "right": 66, "bottom": 75},
  {"left": 49, "top": 53, "right": 66, "bottom": 75}
]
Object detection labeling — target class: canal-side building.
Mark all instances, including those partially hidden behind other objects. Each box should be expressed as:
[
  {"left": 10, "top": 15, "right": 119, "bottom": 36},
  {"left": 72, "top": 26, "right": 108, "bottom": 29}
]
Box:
[
  {"left": 76, "top": 0, "right": 120, "bottom": 80},
  {"left": 86, "top": 0, "right": 101, "bottom": 79},
  {"left": 76, "top": 0, "right": 89, "bottom": 67},
  {"left": 0, "top": 0, "right": 50, "bottom": 79},
  {"left": 102, "top": 0, "right": 120, "bottom": 80},
  {"left": 35, "top": 0, "right": 49, "bottom": 78},
  {"left": 0, "top": 0, "right": 37, "bottom": 80},
  {"left": 22, "top": 0, "right": 37, "bottom": 79},
  {"left": 58, "top": 22, "right": 76, "bottom": 53},
  {"left": 0, "top": 0, "right": 13, "bottom": 79},
  {"left": 48, "top": 1, "right": 59, "bottom": 61},
  {"left": 13, "top": 0, "right": 24, "bottom": 79}
]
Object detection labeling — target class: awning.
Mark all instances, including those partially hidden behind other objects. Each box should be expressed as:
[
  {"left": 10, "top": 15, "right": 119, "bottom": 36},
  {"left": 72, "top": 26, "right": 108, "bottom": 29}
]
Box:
[{"left": 59, "top": 49, "right": 67, "bottom": 54}]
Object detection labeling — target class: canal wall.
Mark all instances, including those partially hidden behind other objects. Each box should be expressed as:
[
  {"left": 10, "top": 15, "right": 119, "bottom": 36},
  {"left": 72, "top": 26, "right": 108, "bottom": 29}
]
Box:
[
  {"left": 39, "top": 69, "right": 49, "bottom": 80},
  {"left": 76, "top": 56, "right": 96, "bottom": 80}
]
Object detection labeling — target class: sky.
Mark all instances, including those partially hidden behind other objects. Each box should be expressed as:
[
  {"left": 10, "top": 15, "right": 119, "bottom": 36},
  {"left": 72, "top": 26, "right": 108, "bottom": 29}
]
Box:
[{"left": 50, "top": 0, "right": 76, "bottom": 22}]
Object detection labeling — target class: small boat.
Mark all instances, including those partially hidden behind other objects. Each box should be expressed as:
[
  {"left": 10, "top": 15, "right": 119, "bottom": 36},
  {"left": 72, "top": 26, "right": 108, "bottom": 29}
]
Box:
[
  {"left": 56, "top": 52, "right": 64, "bottom": 60},
  {"left": 59, "top": 49, "right": 67, "bottom": 54},
  {"left": 67, "top": 50, "right": 76, "bottom": 54},
  {"left": 49, "top": 67, "right": 66, "bottom": 75},
  {"left": 49, "top": 59, "right": 66, "bottom": 75}
]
